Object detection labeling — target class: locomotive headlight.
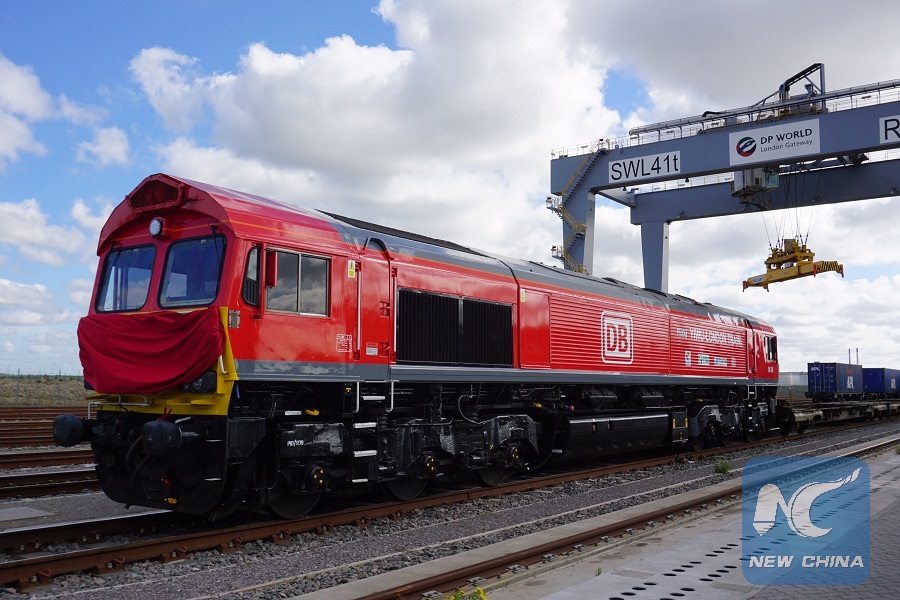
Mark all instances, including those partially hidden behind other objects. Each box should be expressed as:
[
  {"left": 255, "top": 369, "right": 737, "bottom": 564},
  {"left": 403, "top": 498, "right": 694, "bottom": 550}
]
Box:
[{"left": 149, "top": 217, "right": 165, "bottom": 237}]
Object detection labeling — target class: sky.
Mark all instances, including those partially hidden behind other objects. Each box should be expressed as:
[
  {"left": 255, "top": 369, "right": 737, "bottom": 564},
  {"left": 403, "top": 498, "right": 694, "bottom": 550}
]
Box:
[{"left": 1, "top": 0, "right": 900, "bottom": 376}]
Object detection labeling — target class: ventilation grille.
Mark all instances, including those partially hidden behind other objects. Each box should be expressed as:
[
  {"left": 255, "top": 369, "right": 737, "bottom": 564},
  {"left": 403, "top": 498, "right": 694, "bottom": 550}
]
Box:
[
  {"left": 463, "top": 298, "right": 513, "bottom": 365},
  {"left": 397, "top": 289, "right": 512, "bottom": 367},
  {"left": 128, "top": 179, "right": 184, "bottom": 213}
]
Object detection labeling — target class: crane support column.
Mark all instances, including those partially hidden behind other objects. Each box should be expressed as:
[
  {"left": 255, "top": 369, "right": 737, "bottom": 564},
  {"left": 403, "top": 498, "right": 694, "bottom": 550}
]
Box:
[{"left": 640, "top": 221, "right": 669, "bottom": 291}]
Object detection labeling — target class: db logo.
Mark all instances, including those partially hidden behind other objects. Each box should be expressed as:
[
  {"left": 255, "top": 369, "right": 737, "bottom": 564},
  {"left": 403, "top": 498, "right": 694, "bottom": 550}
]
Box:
[{"left": 601, "top": 312, "right": 633, "bottom": 364}]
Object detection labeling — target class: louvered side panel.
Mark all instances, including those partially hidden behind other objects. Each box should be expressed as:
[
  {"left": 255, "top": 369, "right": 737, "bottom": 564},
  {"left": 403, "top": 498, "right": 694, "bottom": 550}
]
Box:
[
  {"left": 549, "top": 294, "right": 670, "bottom": 374},
  {"left": 669, "top": 312, "right": 748, "bottom": 378}
]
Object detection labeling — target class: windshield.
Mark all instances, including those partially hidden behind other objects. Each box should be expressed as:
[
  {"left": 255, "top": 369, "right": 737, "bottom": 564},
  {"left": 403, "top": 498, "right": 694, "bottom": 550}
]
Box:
[
  {"left": 159, "top": 235, "right": 227, "bottom": 308},
  {"left": 96, "top": 245, "right": 156, "bottom": 312}
]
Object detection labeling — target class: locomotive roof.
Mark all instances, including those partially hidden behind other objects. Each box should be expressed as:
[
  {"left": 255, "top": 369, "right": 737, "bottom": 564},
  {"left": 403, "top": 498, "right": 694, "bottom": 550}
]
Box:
[
  {"left": 320, "top": 210, "right": 769, "bottom": 328},
  {"left": 108, "top": 174, "right": 771, "bottom": 330}
]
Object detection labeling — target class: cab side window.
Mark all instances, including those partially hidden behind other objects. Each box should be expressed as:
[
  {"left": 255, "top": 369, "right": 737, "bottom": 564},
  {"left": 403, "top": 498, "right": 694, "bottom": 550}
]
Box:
[
  {"left": 266, "top": 250, "right": 329, "bottom": 316},
  {"left": 764, "top": 336, "right": 778, "bottom": 362},
  {"left": 242, "top": 247, "right": 260, "bottom": 306}
]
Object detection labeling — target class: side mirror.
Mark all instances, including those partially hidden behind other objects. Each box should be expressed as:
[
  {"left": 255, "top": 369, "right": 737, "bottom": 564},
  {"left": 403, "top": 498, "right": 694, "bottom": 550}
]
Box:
[{"left": 264, "top": 250, "right": 278, "bottom": 287}]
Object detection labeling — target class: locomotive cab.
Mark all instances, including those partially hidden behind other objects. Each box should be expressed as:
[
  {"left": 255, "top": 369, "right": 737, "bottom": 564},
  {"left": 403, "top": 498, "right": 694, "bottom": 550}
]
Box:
[{"left": 55, "top": 175, "right": 247, "bottom": 516}]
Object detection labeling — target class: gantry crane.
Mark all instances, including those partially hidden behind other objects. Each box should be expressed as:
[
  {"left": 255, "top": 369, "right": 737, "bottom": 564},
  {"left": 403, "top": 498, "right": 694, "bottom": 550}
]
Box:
[{"left": 549, "top": 64, "right": 900, "bottom": 291}]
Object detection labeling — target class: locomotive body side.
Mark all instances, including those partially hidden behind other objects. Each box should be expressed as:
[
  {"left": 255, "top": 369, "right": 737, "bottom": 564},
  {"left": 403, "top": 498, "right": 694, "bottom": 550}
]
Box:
[{"left": 55, "top": 173, "right": 782, "bottom": 519}]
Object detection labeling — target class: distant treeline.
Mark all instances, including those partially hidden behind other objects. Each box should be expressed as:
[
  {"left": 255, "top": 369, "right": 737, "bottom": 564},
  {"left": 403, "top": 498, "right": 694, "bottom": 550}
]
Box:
[{"left": 0, "top": 374, "right": 83, "bottom": 381}]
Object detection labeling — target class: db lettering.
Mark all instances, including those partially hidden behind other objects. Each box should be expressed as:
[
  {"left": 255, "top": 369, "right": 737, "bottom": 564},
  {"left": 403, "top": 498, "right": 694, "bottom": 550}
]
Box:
[
  {"left": 601, "top": 312, "right": 633, "bottom": 364},
  {"left": 606, "top": 323, "right": 630, "bottom": 354}
]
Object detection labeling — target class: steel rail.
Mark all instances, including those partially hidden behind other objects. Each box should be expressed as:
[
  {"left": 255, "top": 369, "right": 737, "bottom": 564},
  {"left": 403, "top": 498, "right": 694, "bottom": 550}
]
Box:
[
  {"left": 0, "top": 448, "right": 94, "bottom": 469},
  {"left": 0, "top": 468, "right": 99, "bottom": 499}
]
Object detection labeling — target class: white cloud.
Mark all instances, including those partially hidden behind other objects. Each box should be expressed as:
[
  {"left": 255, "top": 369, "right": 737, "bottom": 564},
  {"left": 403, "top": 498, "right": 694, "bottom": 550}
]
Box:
[
  {"left": 0, "top": 279, "right": 51, "bottom": 307},
  {"left": 129, "top": 47, "right": 211, "bottom": 132},
  {"left": 0, "top": 198, "right": 91, "bottom": 266},
  {"left": 67, "top": 279, "right": 95, "bottom": 311},
  {"left": 567, "top": 0, "right": 900, "bottom": 123},
  {"left": 0, "top": 54, "right": 53, "bottom": 120},
  {"left": 57, "top": 95, "right": 106, "bottom": 127},
  {"left": 0, "top": 309, "right": 45, "bottom": 326},
  {"left": 0, "top": 54, "right": 112, "bottom": 170},
  {"left": 0, "top": 108, "right": 47, "bottom": 167},
  {"left": 75, "top": 126, "right": 130, "bottom": 167},
  {"left": 70, "top": 198, "right": 115, "bottom": 234}
]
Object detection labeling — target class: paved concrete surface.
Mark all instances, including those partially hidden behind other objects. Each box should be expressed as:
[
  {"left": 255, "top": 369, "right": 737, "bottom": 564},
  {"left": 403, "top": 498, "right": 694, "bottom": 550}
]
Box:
[{"left": 487, "top": 449, "right": 900, "bottom": 600}]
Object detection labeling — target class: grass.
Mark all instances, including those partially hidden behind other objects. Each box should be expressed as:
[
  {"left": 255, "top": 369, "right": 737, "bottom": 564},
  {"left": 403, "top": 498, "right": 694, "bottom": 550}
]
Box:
[{"left": 0, "top": 376, "right": 90, "bottom": 406}]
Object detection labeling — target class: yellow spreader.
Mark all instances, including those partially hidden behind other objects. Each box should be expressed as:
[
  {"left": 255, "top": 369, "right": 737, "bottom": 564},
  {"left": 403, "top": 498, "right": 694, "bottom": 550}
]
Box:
[{"left": 743, "top": 238, "right": 844, "bottom": 291}]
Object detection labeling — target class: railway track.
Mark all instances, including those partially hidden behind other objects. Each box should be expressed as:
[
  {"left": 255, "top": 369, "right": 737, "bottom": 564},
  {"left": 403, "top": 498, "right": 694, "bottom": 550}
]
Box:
[
  {"left": 0, "top": 428, "right": 58, "bottom": 448},
  {"left": 1, "top": 418, "right": 896, "bottom": 591},
  {"left": 0, "top": 448, "right": 94, "bottom": 469},
  {"left": 0, "top": 405, "right": 87, "bottom": 448},
  {"left": 0, "top": 406, "right": 87, "bottom": 420},
  {"left": 0, "top": 468, "right": 98, "bottom": 500}
]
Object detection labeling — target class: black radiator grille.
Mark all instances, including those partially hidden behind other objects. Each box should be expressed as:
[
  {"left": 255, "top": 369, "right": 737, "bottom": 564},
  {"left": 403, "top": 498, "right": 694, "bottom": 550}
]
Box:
[
  {"left": 462, "top": 298, "right": 513, "bottom": 365},
  {"left": 397, "top": 290, "right": 459, "bottom": 364},
  {"left": 397, "top": 289, "right": 512, "bottom": 367}
]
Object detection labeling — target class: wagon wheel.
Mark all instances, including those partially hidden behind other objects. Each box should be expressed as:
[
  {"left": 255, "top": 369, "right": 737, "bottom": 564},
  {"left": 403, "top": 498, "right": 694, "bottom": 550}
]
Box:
[
  {"left": 383, "top": 475, "right": 429, "bottom": 501},
  {"left": 779, "top": 414, "right": 794, "bottom": 438},
  {"left": 269, "top": 483, "right": 321, "bottom": 519},
  {"left": 474, "top": 464, "right": 509, "bottom": 487},
  {"left": 717, "top": 431, "right": 732, "bottom": 447},
  {"left": 742, "top": 422, "right": 762, "bottom": 443}
]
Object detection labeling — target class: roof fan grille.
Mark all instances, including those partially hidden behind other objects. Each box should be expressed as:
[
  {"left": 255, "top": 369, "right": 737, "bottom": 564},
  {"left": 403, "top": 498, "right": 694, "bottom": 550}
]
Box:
[{"left": 128, "top": 180, "right": 183, "bottom": 213}]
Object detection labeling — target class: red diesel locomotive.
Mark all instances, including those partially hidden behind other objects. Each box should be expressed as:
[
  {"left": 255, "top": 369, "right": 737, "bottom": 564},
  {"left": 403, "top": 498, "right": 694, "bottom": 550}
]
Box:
[{"left": 54, "top": 173, "right": 781, "bottom": 519}]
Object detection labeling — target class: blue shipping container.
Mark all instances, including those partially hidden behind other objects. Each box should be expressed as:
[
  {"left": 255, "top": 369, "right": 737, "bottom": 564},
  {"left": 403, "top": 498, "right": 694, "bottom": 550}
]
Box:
[
  {"left": 807, "top": 362, "right": 864, "bottom": 398},
  {"left": 863, "top": 367, "right": 900, "bottom": 395}
]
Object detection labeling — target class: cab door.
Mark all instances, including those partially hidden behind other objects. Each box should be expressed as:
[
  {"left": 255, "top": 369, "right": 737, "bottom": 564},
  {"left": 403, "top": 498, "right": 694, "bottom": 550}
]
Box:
[
  {"left": 358, "top": 238, "right": 394, "bottom": 365},
  {"left": 747, "top": 329, "right": 757, "bottom": 377}
]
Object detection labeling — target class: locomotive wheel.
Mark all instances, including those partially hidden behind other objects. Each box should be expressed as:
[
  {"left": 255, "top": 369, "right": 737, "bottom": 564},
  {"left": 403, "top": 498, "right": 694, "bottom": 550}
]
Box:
[
  {"left": 269, "top": 490, "right": 321, "bottom": 519},
  {"left": 687, "top": 436, "right": 706, "bottom": 452},
  {"left": 474, "top": 464, "right": 509, "bottom": 487},
  {"left": 383, "top": 476, "right": 429, "bottom": 501}
]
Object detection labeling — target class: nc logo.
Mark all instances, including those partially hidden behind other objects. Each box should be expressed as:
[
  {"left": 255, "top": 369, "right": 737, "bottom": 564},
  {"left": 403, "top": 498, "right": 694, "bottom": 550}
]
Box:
[{"left": 753, "top": 467, "right": 862, "bottom": 538}]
